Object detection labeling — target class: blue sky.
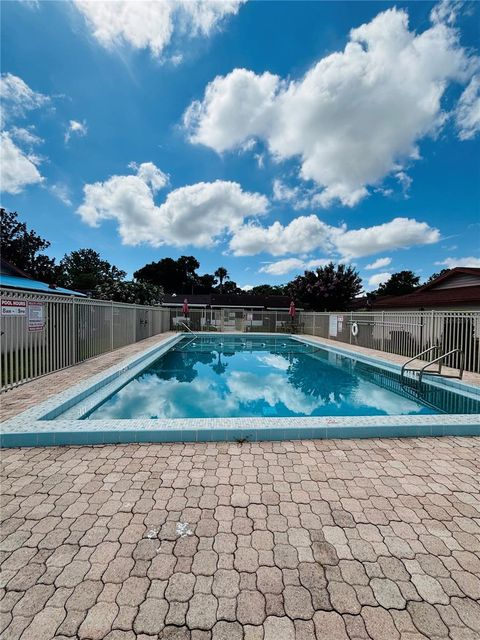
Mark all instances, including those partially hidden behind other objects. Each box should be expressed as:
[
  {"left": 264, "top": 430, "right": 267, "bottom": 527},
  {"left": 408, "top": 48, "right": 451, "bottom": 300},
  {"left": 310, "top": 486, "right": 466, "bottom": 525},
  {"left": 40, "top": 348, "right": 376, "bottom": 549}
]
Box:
[{"left": 1, "top": 0, "right": 479, "bottom": 291}]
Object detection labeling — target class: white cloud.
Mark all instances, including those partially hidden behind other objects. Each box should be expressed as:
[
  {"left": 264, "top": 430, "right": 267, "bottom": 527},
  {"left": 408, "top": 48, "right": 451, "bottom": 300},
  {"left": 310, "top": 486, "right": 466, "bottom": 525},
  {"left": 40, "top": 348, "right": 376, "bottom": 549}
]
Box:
[
  {"left": 455, "top": 76, "right": 480, "bottom": 140},
  {"left": 77, "top": 162, "right": 268, "bottom": 247},
  {"left": 351, "top": 379, "right": 422, "bottom": 415},
  {"left": 185, "top": 68, "right": 279, "bottom": 151},
  {"left": 240, "top": 138, "right": 257, "bottom": 152},
  {"left": 227, "top": 371, "right": 323, "bottom": 415},
  {"left": 91, "top": 375, "right": 240, "bottom": 420},
  {"left": 260, "top": 258, "right": 305, "bottom": 276},
  {"left": 128, "top": 161, "right": 169, "bottom": 192},
  {"left": 50, "top": 183, "right": 72, "bottom": 206},
  {"left": 365, "top": 257, "right": 392, "bottom": 270},
  {"left": 74, "top": 0, "right": 245, "bottom": 59},
  {"left": 10, "top": 126, "right": 43, "bottom": 146},
  {"left": 230, "top": 215, "right": 439, "bottom": 259},
  {"left": 436, "top": 256, "right": 480, "bottom": 268},
  {"left": 0, "top": 73, "right": 49, "bottom": 127},
  {"left": 185, "top": 8, "right": 478, "bottom": 206},
  {"left": 240, "top": 284, "right": 254, "bottom": 291},
  {"left": 65, "top": 119, "right": 88, "bottom": 143},
  {"left": 272, "top": 179, "right": 311, "bottom": 209},
  {"left": 335, "top": 217, "right": 440, "bottom": 259},
  {"left": 257, "top": 354, "right": 290, "bottom": 371},
  {"left": 395, "top": 171, "right": 413, "bottom": 196},
  {"left": 259, "top": 257, "right": 330, "bottom": 276},
  {"left": 430, "top": 0, "right": 464, "bottom": 25},
  {"left": 254, "top": 153, "right": 265, "bottom": 169},
  {"left": 368, "top": 272, "right": 392, "bottom": 287},
  {"left": 230, "top": 215, "right": 335, "bottom": 257},
  {"left": 272, "top": 179, "right": 297, "bottom": 203},
  {"left": 0, "top": 131, "right": 43, "bottom": 194},
  {"left": 91, "top": 365, "right": 324, "bottom": 419},
  {"left": 0, "top": 75, "right": 50, "bottom": 193}
]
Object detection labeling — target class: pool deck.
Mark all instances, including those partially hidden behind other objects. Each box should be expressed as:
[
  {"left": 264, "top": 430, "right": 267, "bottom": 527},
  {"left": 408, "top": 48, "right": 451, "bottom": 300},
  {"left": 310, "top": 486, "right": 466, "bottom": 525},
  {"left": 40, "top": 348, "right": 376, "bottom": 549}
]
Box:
[
  {"left": 1, "top": 334, "right": 480, "bottom": 638},
  {"left": 1, "top": 437, "right": 480, "bottom": 639}
]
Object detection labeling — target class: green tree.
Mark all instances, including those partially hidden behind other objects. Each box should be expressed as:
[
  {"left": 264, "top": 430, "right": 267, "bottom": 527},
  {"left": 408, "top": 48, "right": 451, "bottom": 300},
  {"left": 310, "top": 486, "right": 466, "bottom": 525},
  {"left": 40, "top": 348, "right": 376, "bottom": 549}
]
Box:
[
  {"left": 0, "top": 208, "right": 59, "bottom": 283},
  {"left": 375, "top": 270, "right": 420, "bottom": 296},
  {"left": 220, "top": 280, "right": 242, "bottom": 294},
  {"left": 58, "top": 249, "right": 125, "bottom": 292},
  {"left": 134, "top": 256, "right": 205, "bottom": 294},
  {"left": 196, "top": 273, "right": 217, "bottom": 293},
  {"left": 94, "top": 280, "right": 163, "bottom": 305},
  {"left": 425, "top": 268, "right": 450, "bottom": 284},
  {"left": 135, "top": 258, "right": 180, "bottom": 291},
  {"left": 287, "top": 262, "right": 363, "bottom": 311},
  {"left": 214, "top": 267, "right": 229, "bottom": 293},
  {"left": 250, "top": 284, "right": 287, "bottom": 296},
  {"left": 178, "top": 255, "right": 201, "bottom": 293}
]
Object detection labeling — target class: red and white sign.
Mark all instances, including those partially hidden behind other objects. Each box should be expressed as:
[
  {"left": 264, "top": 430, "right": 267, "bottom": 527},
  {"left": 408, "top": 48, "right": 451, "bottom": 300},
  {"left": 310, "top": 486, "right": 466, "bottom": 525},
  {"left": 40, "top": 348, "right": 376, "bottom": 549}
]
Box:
[
  {"left": 1, "top": 299, "right": 27, "bottom": 316},
  {"left": 28, "top": 302, "right": 45, "bottom": 331}
]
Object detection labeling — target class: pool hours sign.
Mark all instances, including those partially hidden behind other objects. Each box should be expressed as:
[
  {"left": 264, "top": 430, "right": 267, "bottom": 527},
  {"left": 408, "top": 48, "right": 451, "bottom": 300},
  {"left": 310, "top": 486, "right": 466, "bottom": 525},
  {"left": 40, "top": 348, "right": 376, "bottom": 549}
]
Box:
[
  {"left": 0, "top": 299, "right": 45, "bottom": 331},
  {"left": 1, "top": 299, "right": 27, "bottom": 316}
]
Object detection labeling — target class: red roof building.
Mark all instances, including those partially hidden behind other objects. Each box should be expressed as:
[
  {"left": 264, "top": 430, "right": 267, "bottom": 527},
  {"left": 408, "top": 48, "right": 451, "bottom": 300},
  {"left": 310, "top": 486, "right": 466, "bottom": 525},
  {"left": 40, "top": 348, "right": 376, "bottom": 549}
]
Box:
[{"left": 371, "top": 267, "right": 480, "bottom": 311}]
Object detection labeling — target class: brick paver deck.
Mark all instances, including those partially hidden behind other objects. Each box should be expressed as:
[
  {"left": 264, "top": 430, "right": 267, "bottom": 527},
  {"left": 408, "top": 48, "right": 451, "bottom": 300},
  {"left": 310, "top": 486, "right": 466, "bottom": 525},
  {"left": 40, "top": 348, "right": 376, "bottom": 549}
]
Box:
[{"left": 1, "top": 437, "right": 480, "bottom": 639}]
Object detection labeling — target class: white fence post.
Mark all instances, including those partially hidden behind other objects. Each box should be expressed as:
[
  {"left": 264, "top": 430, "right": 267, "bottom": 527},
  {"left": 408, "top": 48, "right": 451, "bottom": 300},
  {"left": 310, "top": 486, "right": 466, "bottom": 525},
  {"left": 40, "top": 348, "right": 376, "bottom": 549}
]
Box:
[
  {"left": 72, "top": 297, "right": 76, "bottom": 365},
  {"left": 111, "top": 301, "right": 114, "bottom": 352},
  {"left": 381, "top": 311, "right": 385, "bottom": 352},
  {"left": 430, "top": 310, "right": 435, "bottom": 347}
]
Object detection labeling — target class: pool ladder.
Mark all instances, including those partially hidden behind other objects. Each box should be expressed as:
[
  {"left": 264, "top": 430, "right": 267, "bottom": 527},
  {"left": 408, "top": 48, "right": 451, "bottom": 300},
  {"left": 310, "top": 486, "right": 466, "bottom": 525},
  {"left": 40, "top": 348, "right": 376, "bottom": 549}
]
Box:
[
  {"left": 178, "top": 321, "right": 196, "bottom": 335},
  {"left": 400, "top": 346, "right": 465, "bottom": 386}
]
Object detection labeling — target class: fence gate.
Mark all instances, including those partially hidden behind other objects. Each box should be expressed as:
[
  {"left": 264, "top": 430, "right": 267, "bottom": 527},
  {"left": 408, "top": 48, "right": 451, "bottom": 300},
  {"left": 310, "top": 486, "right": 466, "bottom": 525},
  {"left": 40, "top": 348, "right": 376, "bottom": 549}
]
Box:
[{"left": 136, "top": 308, "right": 150, "bottom": 341}]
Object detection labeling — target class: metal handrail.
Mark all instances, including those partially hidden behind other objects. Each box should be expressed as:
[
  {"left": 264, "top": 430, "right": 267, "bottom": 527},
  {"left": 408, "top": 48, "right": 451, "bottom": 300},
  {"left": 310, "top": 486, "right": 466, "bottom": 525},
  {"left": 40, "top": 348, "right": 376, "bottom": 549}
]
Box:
[
  {"left": 400, "top": 345, "right": 440, "bottom": 379},
  {"left": 418, "top": 349, "right": 465, "bottom": 384},
  {"left": 178, "top": 321, "right": 195, "bottom": 335}
]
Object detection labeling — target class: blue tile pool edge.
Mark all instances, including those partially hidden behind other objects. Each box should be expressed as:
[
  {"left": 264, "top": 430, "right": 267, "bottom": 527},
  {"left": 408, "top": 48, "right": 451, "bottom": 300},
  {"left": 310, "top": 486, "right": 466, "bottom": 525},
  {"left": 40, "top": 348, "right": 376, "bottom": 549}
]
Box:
[
  {"left": 2, "top": 332, "right": 479, "bottom": 448},
  {"left": 1, "top": 420, "right": 479, "bottom": 448}
]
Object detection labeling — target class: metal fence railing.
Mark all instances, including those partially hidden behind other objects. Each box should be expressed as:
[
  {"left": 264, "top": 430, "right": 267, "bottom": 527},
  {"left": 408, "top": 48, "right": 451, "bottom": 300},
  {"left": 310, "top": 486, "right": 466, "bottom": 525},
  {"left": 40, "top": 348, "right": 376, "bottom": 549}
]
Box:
[
  {"left": 300, "top": 310, "right": 480, "bottom": 374},
  {"left": 2, "top": 289, "right": 479, "bottom": 392},
  {"left": 1, "top": 288, "right": 170, "bottom": 391}
]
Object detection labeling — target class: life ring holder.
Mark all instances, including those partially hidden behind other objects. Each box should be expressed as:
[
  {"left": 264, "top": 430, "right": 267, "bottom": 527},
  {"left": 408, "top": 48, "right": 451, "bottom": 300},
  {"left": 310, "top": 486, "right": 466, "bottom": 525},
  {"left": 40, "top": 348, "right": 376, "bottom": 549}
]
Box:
[{"left": 351, "top": 322, "right": 359, "bottom": 337}]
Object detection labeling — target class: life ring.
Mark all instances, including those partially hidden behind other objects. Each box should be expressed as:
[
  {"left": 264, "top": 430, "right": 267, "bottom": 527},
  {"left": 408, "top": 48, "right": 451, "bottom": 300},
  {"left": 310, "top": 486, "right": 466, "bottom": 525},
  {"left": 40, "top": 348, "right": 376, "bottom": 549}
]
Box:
[{"left": 351, "top": 322, "right": 359, "bottom": 337}]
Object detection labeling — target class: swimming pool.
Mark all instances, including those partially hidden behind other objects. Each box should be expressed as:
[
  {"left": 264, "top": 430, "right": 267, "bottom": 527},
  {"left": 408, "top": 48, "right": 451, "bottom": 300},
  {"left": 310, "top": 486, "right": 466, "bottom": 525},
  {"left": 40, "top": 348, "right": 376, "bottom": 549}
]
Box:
[
  {"left": 84, "top": 335, "right": 478, "bottom": 420},
  {"left": 1, "top": 333, "right": 479, "bottom": 447}
]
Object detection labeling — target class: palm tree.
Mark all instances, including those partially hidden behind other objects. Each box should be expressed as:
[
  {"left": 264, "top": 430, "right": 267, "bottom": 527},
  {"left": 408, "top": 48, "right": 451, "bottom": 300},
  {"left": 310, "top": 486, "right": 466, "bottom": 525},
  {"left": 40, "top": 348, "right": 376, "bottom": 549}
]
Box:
[{"left": 214, "top": 267, "right": 229, "bottom": 293}]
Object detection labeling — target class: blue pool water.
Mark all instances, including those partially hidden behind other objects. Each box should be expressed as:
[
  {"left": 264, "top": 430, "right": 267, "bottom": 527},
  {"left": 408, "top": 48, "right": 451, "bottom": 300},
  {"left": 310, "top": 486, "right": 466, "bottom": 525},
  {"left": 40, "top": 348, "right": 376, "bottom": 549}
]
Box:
[{"left": 84, "top": 336, "right": 480, "bottom": 420}]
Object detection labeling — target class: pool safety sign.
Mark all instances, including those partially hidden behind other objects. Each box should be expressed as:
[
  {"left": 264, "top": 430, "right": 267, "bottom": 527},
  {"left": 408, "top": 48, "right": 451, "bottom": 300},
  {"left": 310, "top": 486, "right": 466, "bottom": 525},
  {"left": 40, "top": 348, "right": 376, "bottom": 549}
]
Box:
[
  {"left": 1, "top": 299, "right": 27, "bottom": 316},
  {"left": 329, "top": 314, "right": 338, "bottom": 337},
  {"left": 27, "top": 302, "right": 45, "bottom": 331}
]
